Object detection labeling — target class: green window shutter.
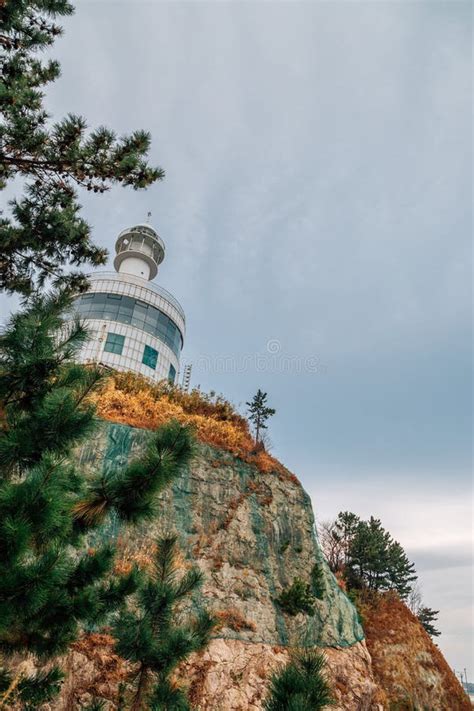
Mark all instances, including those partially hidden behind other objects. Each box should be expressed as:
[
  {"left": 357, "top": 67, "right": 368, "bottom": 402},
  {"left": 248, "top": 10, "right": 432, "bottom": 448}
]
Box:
[
  {"left": 142, "top": 345, "right": 158, "bottom": 369},
  {"left": 104, "top": 332, "right": 125, "bottom": 355}
]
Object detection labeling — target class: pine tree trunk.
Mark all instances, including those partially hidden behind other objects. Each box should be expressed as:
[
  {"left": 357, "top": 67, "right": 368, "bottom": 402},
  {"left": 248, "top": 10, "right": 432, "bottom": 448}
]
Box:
[{"left": 130, "top": 665, "right": 149, "bottom": 711}]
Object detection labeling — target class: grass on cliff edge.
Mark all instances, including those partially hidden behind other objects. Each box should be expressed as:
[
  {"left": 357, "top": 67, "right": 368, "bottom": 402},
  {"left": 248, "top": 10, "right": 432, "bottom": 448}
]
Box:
[{"left": 90, "top": 372, "right": 297, "bottom": 481}]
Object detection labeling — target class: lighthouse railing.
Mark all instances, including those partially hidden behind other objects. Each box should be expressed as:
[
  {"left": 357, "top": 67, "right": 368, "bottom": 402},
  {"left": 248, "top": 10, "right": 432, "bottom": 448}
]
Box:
[{"left": 87, "top": 271, "right": 185, "bottom": 322}]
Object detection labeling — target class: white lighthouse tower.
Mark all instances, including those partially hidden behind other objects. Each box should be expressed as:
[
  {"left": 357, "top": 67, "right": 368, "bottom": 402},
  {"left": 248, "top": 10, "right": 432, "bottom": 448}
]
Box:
[{"left": 73, "top": 223, "right": 185, "bottom": 384}]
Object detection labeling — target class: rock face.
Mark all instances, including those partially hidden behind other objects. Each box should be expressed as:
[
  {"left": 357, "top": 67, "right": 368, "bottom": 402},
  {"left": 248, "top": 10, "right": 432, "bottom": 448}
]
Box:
[
  {"left": 79, "top": 422, "right": 363, "bottom": 651},
  {"left": 74, "top": 421, "right": 379, "bottom": 709},
  {"left": 182, "top": 639, "right": 380, "bottom": 711},
  {"left": 67, "top": 420, "right": 467, "bottom": 710},
  {"left": 58, "top": 636, "right": 379, "bottom": 711}
]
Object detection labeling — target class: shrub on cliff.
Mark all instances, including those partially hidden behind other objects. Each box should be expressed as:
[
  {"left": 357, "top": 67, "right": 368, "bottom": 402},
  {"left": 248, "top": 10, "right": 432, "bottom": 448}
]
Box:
[
  {"left": 0, "top": 293, "right": 194, "bottom": 707},
  {"left": 276, "top": 577, "right": 317, "bottom": 617},
  {"left": 264, "top": 649, "right": 333, "bottom": 710}
]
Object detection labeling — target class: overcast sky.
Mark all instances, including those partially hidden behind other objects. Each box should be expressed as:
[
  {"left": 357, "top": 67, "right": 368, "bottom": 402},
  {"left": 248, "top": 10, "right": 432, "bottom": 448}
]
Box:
[{"left": 1, "top": 0, "right": 472, "bottom": 677}]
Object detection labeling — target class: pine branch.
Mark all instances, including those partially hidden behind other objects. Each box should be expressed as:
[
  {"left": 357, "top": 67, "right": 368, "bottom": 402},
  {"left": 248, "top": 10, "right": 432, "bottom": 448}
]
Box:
[{"left": 0, "top": 1, "right": 163, "bottom": 294}]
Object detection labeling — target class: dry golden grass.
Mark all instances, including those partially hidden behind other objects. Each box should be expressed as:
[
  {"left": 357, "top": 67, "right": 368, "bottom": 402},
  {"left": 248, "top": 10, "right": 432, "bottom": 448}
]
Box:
[
  {"left": 67, "top": 633, "right": 127, "bottom": 704},
  {"left": 91, "top": 373, "right": 295, "bottom": 479},
  {"left": 215, "top": 608, "right": 257, "bottom": 633}
]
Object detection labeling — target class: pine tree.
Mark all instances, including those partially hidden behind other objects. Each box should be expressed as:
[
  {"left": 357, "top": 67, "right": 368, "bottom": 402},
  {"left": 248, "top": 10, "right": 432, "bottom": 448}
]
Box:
[
  {"left": 113, "top": 535, "right": 216, "bottom": 711},
  {"left": 0, "top": 293, "right": 194, "bottom": 707},
  {"left": 417, "top": 607, "right": 441, "bottom": 638},
  {"left": 346, "top": 516, "right": 417, "bottom": 599},
  {"left": 386, "top": 540, "right": 417, "bottom": 599},
  {"left": 0, "top": 0, "right": 163, "bottom": 295},
  {"left": 246, "top": 389, "right": 276, "bottom": 445},
  {"left": 334, "top": 511, "right": 360, "bottom": 569},
  {"left": 348, "top": 517, "right": 392, "bottom": 591},
  {"left": 263, "top": 649, "right": 333, "bottom": 711}
]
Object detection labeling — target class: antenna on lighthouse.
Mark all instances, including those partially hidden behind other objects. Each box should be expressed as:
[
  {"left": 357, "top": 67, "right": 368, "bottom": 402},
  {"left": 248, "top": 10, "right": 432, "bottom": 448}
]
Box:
[{"left": 146, "top": 211, "right": 152, "bottom": 223}]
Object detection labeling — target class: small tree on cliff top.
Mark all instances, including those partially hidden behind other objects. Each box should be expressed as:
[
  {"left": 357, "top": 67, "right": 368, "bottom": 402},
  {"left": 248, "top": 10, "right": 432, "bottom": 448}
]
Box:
[
  {"left": 113, "top": 535, "right": 215, "bottom": 711},
  {"left": 0, "top": 293, "right": 194, "bottom": 707},
  {"left": 246, "top": 389, "right": 276, "bottom": 446},
  {"left": 0, "top": 0, "right": 163, "bottom": 295}
]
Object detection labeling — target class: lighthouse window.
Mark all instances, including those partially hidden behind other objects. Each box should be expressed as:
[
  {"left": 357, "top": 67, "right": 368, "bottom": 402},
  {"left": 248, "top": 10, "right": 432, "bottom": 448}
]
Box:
[
  {"left": 142, "top": 345, "right": 158, "bottom": 370},
  {"left": 168, "top": 364, "right": 176, "bottom": 384},
  {"left": 74, "top": 293, "right": 184, "bottom": 358},
  {"left": 104, "top": 332, "right": 125, "bottom": 355}
]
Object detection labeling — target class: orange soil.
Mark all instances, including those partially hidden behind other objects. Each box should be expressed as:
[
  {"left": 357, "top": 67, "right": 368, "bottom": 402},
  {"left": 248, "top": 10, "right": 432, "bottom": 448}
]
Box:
[{"left": 359, "top": 591, "right": 470, "bottom": 711}]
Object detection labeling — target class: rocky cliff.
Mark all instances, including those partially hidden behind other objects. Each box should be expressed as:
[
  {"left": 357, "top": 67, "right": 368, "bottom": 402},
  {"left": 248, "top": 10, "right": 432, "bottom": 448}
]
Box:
[
  {"left": 58, "top": 409, "right": 467, "bottom": 711},
  {"left": 72, "top": 420, "right": 378, "bottom": 710}
]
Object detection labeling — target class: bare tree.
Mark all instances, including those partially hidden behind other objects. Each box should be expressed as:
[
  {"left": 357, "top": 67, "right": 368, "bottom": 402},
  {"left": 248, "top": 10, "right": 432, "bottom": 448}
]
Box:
[
  {"left": 317, "top": 511, "right": 360, "bottom": 574},
  {"left": 317, "top": 520, "right": 345, "bottom": 573},
  {"left": 407, "top": 582, "right": 423, "bottom": 615}
]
